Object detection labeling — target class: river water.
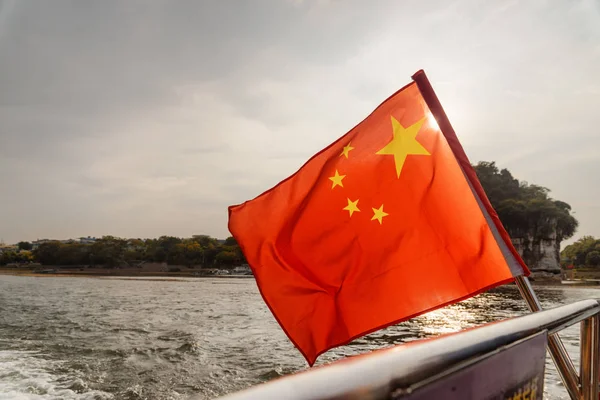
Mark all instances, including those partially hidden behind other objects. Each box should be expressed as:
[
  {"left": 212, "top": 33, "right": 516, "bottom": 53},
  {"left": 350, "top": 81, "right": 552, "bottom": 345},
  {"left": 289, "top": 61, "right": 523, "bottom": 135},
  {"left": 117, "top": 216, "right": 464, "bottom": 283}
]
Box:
[{"left": 0, "top": 275, "right": 597, "bottom": 400}]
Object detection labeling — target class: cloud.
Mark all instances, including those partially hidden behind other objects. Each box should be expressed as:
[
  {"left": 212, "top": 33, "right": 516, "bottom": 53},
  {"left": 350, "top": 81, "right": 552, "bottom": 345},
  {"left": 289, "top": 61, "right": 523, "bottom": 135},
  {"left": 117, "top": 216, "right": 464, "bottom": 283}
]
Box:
[{"left": 0, "top": 0, "right": 599, "bottom": 244}]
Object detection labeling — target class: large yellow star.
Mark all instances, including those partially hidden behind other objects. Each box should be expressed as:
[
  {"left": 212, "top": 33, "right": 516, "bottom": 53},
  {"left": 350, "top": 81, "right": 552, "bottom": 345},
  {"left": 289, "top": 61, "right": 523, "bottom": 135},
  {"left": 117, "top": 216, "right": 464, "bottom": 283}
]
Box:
[
  {"left": 376, "top": 117, "right": 430, "bottom": 178},
  {"left": 340, "top": 143, "right": 354, "bottom": 158},
  {"left": 343, "top": 198, "right": 360, "bottom": 217},
  {"left": 328, "top": 170, "right": 345, "bottom": 189},
  {"left": 371, "top": 204, "right": 389, "bottom": 224}
]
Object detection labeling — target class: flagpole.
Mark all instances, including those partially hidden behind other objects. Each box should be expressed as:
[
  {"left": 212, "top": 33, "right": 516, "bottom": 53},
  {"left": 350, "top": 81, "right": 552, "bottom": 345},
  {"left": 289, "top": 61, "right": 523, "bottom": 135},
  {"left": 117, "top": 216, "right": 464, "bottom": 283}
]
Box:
[{"left": 411, "top": 70, "right": 581, "bottom": 400}]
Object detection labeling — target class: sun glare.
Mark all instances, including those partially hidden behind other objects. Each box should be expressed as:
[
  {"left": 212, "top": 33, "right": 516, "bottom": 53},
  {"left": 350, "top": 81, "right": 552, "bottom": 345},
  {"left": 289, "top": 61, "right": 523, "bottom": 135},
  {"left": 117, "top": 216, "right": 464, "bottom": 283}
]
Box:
[{"left": 425, "top": 112, "right": 440, "bottom": 131}]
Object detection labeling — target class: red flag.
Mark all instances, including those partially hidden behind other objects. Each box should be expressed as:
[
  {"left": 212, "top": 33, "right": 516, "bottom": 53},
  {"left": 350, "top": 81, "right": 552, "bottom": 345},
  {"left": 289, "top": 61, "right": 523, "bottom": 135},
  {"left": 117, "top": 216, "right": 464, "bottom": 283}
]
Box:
[{"left": 228, "top": 71, "right": 528, "bottom": 366}]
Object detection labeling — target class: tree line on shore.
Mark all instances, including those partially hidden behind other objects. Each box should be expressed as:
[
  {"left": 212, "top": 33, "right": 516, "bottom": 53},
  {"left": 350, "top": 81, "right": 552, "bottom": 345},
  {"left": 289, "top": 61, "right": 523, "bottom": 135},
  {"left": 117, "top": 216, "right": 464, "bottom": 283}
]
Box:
[
  {"left": 0, "top": 235, "right": 245, "bottom": 268},
  {"left": 0, "top": 161, "right": 591, "bottom": 269},
  {"left": 561, "top": 236, "right": 600, "bottom": 268}
]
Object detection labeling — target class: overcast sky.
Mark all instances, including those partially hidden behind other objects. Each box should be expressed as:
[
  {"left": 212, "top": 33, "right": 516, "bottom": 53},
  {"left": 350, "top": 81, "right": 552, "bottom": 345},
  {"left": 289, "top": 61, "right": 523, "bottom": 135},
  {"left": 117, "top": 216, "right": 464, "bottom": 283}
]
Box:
[{"left": 0, "top": 0, "right": 598, "bottom": 245}]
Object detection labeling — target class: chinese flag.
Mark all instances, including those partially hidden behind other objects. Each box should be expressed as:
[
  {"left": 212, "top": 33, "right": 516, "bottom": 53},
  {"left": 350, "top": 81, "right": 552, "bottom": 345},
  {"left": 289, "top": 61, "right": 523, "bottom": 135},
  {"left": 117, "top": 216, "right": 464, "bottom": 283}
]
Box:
[{"left": 228, "top": 71, "right": 529, "bottom": 366}]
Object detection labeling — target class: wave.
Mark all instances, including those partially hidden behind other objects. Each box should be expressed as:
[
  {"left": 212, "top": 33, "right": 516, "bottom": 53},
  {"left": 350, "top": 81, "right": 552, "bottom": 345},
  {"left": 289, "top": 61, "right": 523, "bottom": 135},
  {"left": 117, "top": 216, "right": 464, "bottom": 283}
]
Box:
[{"left": 0, "top": 350, "right": 112, "bottom": 400}]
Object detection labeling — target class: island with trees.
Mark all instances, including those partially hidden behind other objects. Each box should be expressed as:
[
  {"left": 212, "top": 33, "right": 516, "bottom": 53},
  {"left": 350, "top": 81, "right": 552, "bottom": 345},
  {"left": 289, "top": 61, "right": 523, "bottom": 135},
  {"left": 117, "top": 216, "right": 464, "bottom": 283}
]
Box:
[{"left": 474, "top": 161, "right": 578, "bottom": 280}]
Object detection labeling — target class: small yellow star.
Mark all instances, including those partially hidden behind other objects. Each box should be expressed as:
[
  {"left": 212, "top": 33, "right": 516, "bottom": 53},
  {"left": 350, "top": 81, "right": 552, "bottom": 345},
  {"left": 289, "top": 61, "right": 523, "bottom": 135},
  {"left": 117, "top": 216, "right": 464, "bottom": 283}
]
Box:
[
  {"left": 340, "top": 143, "right": 354, "bottom": 158},
  {"left": 328, "top": 170, "right": 345, "bottom": 189},
  {"left": 371, "top": 204, "right": 389, "bottom": 224},
  {"left": 343, "top": 198, "right": 360, "bottom": 217}
]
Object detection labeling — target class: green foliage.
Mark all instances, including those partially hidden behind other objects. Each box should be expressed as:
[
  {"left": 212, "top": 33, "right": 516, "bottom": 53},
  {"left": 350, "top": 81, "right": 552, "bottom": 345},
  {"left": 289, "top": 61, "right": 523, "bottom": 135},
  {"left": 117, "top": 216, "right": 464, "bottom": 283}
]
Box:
[
  {"left": 90, "top": 236, "right": 127, "bottom": 266},
  {"left": 33, "top": 241, "right": 62, "bottom": 265},
  {"left": 0, "top": 250, "right": 33, "bottom": 265},
  {"left": 586, "top": 251, "right": 600, "bottom": 267},
  {"left": 192, "top": 235, "right": 218, "bottom": 248},
  {"left": 57, "top": 243, "right": 91, "bottom": 265},
  {"left": 17, "top": 241, "right": 33, "bottom": 251},
  {"left": 169, "top": 240, "right": 204, "bottom": 267},
  {"left": 215, "top": 250, "right": 238, "bottom": 265},
  {"left": 562, "top": 236, "right": 600, "bottom": 268},
  {"left": 474, "top": 161, "right": 578, "bottom": 242},
  {"left": 26, "top": 234, "right": 244, "bottom": 268},
  {"left": 224, "top": 236, "right": 237, "bottom": 246}
]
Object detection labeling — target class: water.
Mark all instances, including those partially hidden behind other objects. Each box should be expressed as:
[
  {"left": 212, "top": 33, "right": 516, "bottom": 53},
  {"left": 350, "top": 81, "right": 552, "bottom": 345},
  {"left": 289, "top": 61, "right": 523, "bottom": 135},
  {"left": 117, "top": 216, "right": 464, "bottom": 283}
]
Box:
[{"left": 0, "top": 275, "right": 597, "bottom": 400}]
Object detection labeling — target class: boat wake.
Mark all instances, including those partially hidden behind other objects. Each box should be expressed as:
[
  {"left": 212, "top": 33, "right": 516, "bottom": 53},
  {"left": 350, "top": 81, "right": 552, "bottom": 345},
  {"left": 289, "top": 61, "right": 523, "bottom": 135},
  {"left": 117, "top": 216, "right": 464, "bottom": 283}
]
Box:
[{"left": 0, "top": 350, "right": 112, "bottom": 400}]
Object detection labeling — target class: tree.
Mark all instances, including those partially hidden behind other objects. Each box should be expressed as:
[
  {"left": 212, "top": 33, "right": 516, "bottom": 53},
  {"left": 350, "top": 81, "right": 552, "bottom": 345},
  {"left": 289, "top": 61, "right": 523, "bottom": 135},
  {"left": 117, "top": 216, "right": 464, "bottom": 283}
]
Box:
[
  {"left": 0, "top": 251, "right": 16, "bottom": 265},
  {"left": 586, "top": 251, "right": 600, "bottom": 267},
  {"left": 169, "top": 240, "right": 204, "bottom": 267},
  {"left": 90, "top": 236, "right": 127, "bottom": 267},
  {"left": 474, "top": 161, "right": 578, "bottom": 243},
  {"left": 562, "top": 236, "right": 600, "bottom": 268},
  {"left": 215, "top": 250, "right": 238, "bottom": 266},
  {"left": 0, "top": 251, "right": 31, "bottom": 265},
  {"left": 124, "top": 248, "right": 144, "bottom": 264},
  {"left": 19, "top": 233, "right": 247, "bottom": 269},
  {"left": 224, "top": 236, "right": 237, "bottom": 246},
  {"left": 156, "top": 236, "right": 182, "bottom": 252},
  {"left": 56, "top": 243, "right": 91, "bottom": 265},
  {"left": 17, "top": 241, "right": 33, "bottom": 251},
  {"left": 153, "top": 248, "right": 167, "bottom": 263},
  {"left": 192, "top": 235, "right": 218, "bottom": 248},
  {"left": 474, "top": 162, "right": 521, "bottom": 205},
  {"left": 203, "top": 243, "right": 219, "bottom": 266},
  {"left": 33, "top": 241, "right": 62, "bottom": 265}
]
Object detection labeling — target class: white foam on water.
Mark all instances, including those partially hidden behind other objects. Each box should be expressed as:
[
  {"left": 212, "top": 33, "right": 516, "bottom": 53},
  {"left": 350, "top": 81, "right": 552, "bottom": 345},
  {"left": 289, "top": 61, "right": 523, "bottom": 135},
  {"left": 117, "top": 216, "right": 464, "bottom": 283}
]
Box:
[{"left": 0, "top": 350, "right": 112, "bottom": 400}]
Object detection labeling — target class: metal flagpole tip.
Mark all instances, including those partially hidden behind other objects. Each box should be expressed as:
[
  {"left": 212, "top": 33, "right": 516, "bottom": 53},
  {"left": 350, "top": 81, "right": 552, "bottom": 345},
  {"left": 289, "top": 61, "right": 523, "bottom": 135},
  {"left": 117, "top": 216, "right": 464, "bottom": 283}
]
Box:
[{"left": 411, "top": 69, "right": 426, "bottom": 80}]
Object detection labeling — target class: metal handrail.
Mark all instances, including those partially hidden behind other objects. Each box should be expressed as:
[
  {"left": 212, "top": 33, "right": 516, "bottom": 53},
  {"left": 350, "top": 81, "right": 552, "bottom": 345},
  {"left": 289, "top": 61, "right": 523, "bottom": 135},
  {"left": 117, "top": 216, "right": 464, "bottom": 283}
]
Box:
[
  {"left": 213, "top": 299, "right": 600, "bottom": 400},
  {"left": 515, "top": 275, "right": 582, "bottom": 399}
]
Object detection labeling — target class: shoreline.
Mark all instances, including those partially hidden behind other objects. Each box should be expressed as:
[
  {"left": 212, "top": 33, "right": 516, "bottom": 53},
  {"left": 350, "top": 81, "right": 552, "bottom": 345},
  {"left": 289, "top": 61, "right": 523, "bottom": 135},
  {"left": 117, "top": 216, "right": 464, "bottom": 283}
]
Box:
[
  {"left": 1, "top": 268, "right": 599, "bottom": 287},
  {"left": 0, "top": 268, "right": 254, "bottom": 280}
]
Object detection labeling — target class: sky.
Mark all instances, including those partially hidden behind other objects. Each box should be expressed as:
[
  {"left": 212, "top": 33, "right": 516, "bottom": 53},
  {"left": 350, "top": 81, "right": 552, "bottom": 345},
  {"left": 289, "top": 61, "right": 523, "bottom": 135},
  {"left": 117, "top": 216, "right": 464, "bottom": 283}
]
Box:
[{"left": 0, "top": 0, "right": 599, "bottom": 245}]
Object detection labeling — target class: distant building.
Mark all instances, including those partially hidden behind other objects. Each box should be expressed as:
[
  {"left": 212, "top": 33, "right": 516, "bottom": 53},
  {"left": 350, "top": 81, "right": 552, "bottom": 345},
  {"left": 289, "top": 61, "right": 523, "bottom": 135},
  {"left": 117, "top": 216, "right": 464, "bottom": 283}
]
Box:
[
  {"left": 32, "top": 238, "right": 83, "bottom": 249},
  {"left": 31, "top": 237, "right": 96, "bottom": 249},
  {"left": 79, "top": 236, "right": 97, "bottom": 245}
]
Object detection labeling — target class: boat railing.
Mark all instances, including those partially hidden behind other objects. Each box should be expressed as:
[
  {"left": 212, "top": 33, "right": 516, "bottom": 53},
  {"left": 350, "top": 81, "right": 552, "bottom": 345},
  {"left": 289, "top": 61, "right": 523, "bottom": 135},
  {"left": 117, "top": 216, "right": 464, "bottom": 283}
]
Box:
[{"left": 212, "top": 299, "right": 600, "bottom": 400}]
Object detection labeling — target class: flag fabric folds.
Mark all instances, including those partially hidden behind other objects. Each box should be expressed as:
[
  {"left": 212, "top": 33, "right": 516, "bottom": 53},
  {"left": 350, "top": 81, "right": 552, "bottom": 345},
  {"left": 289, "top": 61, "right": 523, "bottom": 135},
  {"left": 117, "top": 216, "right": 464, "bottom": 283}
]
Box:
[{"left": 228, "top": 75, "right": 529, "bottom": 366}]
